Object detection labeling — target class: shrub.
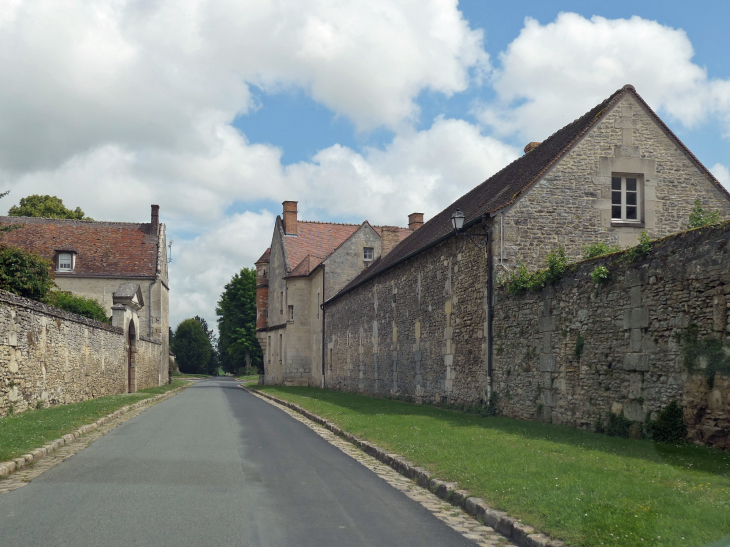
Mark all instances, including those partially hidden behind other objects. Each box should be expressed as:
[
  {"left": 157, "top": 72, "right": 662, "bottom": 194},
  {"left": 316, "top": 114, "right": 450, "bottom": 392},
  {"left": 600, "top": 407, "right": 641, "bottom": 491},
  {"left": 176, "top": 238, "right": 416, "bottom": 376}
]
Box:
[
  {"left": 44, "top": 291, "right": 110, "bottom": 323},
  {"left": 583, "top": 242, "right": 621, "bottom": 259},
  {"left": 688, "top": 200, "right": 722, "bottom": 229},
  {"left": 545, "top": 245, "right": 568, "bottom": 284},
  {"left": 0, "top": 245, "right": 54, "bottom": 300},
  {"left": 591, "top": 265, "right": 610, "bottom": 283},
  {"left": 625, "top": 231, "right": 652, "bottom": 262},
  {"left": 504, "top": 245, "right": 568, "bottom": 295},
  {"left": 606, "top": 412, "right": 632, "bottom": 437},
  {"left": 504, "top": 263, "right": 532, "bottom": 295},
  {"left": 647, "top": 401, "right": 686, "bottom": 443}
]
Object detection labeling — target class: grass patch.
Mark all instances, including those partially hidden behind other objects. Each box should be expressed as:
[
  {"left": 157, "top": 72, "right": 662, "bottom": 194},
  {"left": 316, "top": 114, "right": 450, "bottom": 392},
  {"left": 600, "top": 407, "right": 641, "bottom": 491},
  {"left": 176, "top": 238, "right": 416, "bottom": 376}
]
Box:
[
  {"left": 0, "top": 380, "right": 187, "bottom": 462},
  {"left": 171, "top": 371, "right": 210, "bottom": 379},
  {"left": 236, "top": 374, "right": 259, "bottom": 385},
  {"left": 254, "top": 386, "right": 730, "bottom": 547}
]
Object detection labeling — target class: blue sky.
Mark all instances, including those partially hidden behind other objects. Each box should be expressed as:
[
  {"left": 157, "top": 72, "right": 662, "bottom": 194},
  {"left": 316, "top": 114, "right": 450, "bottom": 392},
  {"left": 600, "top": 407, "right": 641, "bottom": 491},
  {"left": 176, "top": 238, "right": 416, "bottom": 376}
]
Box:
[{"left": 2, "top": 0, "right": 729, "bottom": 327}]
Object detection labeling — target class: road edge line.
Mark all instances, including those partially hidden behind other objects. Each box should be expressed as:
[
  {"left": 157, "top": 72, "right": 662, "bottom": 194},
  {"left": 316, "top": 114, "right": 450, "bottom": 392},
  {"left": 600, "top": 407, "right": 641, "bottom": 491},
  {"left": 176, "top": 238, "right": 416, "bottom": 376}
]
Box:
[
  {"left": 0, "top": 382, "right": 192, "bottom": 480},
  {"left": 243, "top": 386, "right": 564, "bottom": 547}
]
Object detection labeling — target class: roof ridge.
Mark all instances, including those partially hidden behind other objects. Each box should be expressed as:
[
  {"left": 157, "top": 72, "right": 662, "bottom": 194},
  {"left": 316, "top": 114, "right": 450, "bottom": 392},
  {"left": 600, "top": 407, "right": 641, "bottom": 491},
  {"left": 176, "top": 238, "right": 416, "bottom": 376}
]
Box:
[{"left": 0, "top": 216, "right": 153, "bottom": 227}]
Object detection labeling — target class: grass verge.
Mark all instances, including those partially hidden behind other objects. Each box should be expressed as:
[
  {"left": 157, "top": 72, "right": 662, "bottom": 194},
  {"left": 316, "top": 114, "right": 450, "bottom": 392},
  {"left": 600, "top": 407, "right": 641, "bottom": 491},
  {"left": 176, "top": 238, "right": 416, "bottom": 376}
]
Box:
[
  {"left": 254, "top": 386, "right": 730, "bottom": 547},
  {"left": 0, "top": 380, "right": 187, "bottom": 462},
  {"left": 235, "top": 374, "right": 259, "bottom": 385}
]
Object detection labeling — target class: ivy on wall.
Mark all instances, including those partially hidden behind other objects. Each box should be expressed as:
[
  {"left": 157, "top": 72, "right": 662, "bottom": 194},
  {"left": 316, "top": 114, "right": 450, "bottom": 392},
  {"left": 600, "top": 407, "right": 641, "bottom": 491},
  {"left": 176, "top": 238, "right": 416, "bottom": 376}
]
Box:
[{"left": 678, "top": 324, "right": 730, "bottom": 388}]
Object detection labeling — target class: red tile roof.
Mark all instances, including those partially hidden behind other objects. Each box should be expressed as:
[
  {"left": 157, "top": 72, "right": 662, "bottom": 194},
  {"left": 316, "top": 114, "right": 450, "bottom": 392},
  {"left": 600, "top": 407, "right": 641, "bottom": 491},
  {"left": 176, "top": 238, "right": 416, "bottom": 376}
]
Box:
[
  {"left": 282, "top": 221, "right": 412, "bottom": 277},
  {"left": 0, "top": 217, "right": 160, "bottom": 278},
  {"left": 255, "top": 248, "right": 271, "bottom": 264}
]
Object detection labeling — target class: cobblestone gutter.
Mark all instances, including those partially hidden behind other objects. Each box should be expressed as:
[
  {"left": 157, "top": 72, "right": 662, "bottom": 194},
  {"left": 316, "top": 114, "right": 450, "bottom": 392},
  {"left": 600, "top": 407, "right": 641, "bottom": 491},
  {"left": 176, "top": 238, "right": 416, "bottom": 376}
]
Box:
[
  {"left": 247, "top": 386, "right": 564, "bottom": 547},
  {"left": 0, "top": 382, "right": 190, "bottom": 482}
]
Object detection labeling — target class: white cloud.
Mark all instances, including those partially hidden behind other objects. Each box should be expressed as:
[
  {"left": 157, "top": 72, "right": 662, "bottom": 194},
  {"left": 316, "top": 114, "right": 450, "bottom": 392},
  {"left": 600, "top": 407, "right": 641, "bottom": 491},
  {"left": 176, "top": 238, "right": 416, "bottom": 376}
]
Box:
[
  {"left": 711, "top": 163, "right": 730, "bottom": 192},
  {"left": 170, "top": 210, "right": 276, "bottom": 328},
  {"left": 476, "top": 13, "right": 730, "bottom": 140}
]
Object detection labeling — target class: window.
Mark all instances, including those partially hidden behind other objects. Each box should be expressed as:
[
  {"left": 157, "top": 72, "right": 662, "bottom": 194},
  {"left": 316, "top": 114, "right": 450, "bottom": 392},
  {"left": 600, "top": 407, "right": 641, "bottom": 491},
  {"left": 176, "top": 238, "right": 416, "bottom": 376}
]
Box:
[
  {"left": 278, "top": 334, "right": 283, "bottom": 363},
  {"left": 267, "top": 336, "right": 271, "bottom": 363},
  {"left": 363, "top": 247, "right": 374, "bottom": 261},
  {"left": 264, "top": 309, "right": 268, "bottom": 319},
  {"left": 288, "top": 305, "right": 294, "bottom": 322},
  {"left": 57, "top": 253, "right": 73, "bottom": 271},
  {"left": 611, "top": 175, "right": 642, "bottom": 222},
  {"left": 317, "top": 292, "right": 320, "bottom": 318},
  {"left": 280, "top": 291, "right": 284, "bottom": 314}
]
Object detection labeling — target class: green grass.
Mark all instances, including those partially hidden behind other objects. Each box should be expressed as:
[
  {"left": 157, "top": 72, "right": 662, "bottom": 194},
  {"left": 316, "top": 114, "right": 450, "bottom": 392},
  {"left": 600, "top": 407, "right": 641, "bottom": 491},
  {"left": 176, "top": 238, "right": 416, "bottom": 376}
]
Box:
[
  {"left": 0, "top": 380, "right": 188, "bottom": 462},
  {"left": 254, "top": 386, "right": 730, "bottom": 547},
  {"left": 236, "top": 374, "right": 259, "bottom": 385}
]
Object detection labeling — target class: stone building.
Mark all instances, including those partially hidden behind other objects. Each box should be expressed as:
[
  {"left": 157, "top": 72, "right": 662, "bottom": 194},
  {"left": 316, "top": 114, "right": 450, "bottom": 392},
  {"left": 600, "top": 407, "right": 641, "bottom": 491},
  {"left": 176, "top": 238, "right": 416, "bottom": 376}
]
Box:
[
  {"left": 322, "top": 85, "right": 730, "bottom": 442},
  {"left": 257, "top": 201, "right": 418, "bottom": 386},
  {"left": 0, "top": 205, "right": 170, "bottom": 386}
]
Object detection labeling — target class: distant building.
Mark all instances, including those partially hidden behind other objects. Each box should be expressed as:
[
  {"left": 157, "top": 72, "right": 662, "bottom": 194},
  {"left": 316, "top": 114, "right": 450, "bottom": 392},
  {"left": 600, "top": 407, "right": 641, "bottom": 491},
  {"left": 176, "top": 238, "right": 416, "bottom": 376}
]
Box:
[
  {"left": 256, "top": 201, "right": 418, "bottom": 386},
  {"left": 0, "top": 205, "right": 170, "bottom": 385}
]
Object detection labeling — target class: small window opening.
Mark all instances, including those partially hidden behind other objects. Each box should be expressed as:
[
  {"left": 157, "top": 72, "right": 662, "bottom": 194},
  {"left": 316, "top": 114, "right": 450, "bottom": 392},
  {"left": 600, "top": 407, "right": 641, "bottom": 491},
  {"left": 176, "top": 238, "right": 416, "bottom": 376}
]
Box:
[
  {"left": 58, "top": 253, "right": 73, "bottom": 271},
  {"left": 288, "top": 305, "right": 294, "bottom": 322},
  {"left": 363, "top": 247, "right": 374, "bottom": 261}
]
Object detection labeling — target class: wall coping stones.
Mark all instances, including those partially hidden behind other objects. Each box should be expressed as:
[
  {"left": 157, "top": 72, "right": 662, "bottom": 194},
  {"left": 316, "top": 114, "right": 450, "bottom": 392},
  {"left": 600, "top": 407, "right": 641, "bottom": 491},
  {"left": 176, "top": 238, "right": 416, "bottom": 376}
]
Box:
[
  {"left": 0, "top": 382, "right": 190, "bottom": 480},
  {"left": 246, "top": 386, "right": 564, "bottom": 547},
  {"left": 0, "top": 289, "right": 121, "bottom": 333}
]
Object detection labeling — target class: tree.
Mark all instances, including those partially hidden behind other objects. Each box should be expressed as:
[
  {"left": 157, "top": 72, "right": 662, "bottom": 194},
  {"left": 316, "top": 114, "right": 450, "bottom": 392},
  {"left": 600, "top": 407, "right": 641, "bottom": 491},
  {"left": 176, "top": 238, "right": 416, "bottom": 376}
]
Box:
[
  {"left": 0, "top": 191, "right": 20, "bottom": 233},
  {"left": 8, "top": 195, "right": 93, "bottom": 220},
  {"left": 44, "top": 291, "right": 109, "bottom": 323},
  {"left": 170, "top": 319, "right": 212, "bottom": 374},
  {"left": 0, "top": 245, "right": 55, "bottom": 300},
  {"left": 216, "top": 267, "right": 261, "bottom": 374},
  {"left": 193, "top": 315, "right": 220, "bottom": 374}
]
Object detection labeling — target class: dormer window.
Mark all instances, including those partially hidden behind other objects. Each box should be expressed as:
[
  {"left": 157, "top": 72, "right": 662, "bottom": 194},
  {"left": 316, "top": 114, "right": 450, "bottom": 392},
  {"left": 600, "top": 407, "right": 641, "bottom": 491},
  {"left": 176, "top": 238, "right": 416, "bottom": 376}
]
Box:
[
  {"left": 56, "top": 252, "right": 75, "bottom": 272},
  {"left": 364, "top": 247, "right": 374, "bottom": 261}
]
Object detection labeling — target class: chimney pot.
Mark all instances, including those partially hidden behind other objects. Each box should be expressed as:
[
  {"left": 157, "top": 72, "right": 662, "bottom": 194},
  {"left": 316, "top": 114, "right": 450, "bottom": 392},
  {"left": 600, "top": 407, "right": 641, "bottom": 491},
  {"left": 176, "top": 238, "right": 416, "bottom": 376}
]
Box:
[
  {"left": 380, "top": 226, "right": 400, "bottom": 258},
  {"left": 282, "top": 201, "right": 298, "bottom": 236},
  {"left": 151, "top": 205, "right": 160, "bottom": 232},
  {"left": 408, "top": 212, "right": 424, "bottom": 231},
  {"left": 524, "top": 142, "right": 541, "bottom": 154}
]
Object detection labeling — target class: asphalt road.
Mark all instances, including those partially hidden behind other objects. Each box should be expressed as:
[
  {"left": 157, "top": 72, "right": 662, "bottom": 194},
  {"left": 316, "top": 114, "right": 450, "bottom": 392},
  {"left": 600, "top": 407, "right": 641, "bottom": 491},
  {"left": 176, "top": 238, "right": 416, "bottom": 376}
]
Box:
[{"left": 0, "top": 377, "right": 476, "bottom": 547}]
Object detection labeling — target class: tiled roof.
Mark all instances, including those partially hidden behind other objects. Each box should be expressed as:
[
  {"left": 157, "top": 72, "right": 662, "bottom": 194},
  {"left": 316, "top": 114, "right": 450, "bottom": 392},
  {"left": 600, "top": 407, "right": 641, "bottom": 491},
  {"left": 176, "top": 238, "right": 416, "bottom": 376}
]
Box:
[
  {"left": 331, "top": 84, "right": 729, "bottom": 301},
  {"left": 255, "top": 248, "right": 271, "bottom": 264},
  {"left": 0, "top": 217, "right": 160, "bottom": 277},
  {"left": 282, "top": 221, "right": 412, "bottom": 277}
]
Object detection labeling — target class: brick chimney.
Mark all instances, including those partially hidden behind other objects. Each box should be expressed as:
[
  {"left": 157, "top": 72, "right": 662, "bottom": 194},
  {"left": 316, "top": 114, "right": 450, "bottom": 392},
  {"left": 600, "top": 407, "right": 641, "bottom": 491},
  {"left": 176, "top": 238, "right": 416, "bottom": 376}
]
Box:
[
  {"left": 380, "top": 226, "right": 400, "bottom": 257},
  {"left": 282, "top": 201, "right": 298, "bottom": 236},
  {"left": 408, "top": 212, "right": 424, "bottom": 231},
  {"left": 524, "top": 142, "right": 541, "bottom": 154},
  {"left": 151, "top": 204, "right": 159, "bottom": 233}
]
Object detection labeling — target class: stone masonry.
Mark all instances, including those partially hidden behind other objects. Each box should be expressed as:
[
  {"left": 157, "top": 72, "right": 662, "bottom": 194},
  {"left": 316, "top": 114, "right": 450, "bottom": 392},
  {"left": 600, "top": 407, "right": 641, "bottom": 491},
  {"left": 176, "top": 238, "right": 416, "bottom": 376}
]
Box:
[{"left": 0, "top": 290, "right": 162, "bottom": 417}]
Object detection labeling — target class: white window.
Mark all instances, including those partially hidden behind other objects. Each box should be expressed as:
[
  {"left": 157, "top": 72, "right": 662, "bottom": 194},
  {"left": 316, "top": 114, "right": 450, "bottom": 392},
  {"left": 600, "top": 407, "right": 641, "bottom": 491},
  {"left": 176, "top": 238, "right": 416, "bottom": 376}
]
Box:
[
  {"left": 288, "top": 305, "right": 294, "bottom": 322},
  {"left": 58, "top": 253, "right": 73, "bottom": 271},
  {"left": 363, "top": 247, "right": 373, "bottom": 261},
  {"left": 611, "top": 175, "right": 642, "bottom": 222}
]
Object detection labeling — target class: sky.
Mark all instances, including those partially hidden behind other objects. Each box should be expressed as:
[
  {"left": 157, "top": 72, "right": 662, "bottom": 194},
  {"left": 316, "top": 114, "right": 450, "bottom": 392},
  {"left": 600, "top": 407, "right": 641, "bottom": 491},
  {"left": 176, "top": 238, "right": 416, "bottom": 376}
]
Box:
[{"left": 2, "top": 0, "right": 730, "bottom": 331}]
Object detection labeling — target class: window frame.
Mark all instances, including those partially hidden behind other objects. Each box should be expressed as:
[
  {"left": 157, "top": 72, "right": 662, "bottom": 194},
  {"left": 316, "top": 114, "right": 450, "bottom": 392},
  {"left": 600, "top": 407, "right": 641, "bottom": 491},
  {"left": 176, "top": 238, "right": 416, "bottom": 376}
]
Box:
[
  {"left": 363, "top": 247, "right": 374, "bottom": 261},
  {"left": 611, "top": 173, "right": 644, "bottom": 225},
  {"left": 288, "top": 305, "right": 294, "bottom": 322},
  {"left": 56, "top": 252, "right": 75, "bottom": 272}
]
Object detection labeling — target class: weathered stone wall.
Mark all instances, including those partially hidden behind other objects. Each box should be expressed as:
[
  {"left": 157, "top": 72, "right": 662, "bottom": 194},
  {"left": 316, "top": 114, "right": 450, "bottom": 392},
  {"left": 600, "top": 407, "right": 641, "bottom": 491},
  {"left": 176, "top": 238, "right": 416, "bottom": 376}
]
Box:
[
  {"left": 325, "top": 223, "right": 730, "bottom": 448},
  {"left": 498, "top": 94, "right": 730, "bottom": 273},
  {"left": 493, "top": 223, "right": 730, "bottom": 449},
  {"left": 0, "top": 290, "right": 162, "bottom": 417},
  {"left": 325, "top": 223, "right": 490, "bottom": 403}
]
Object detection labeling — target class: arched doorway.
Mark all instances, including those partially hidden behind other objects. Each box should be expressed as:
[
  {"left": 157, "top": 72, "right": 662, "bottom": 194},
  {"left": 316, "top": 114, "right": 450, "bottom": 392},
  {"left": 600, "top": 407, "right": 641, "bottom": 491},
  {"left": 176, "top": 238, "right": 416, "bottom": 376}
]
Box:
[{"left": 128, "top": 320, "right": 136, "bottom": 393}]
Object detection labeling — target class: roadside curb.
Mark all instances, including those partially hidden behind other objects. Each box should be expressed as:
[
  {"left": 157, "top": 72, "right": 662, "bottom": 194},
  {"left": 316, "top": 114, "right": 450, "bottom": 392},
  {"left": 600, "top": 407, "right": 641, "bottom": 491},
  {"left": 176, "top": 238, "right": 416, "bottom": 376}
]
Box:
[
  {"left": 0, "top": 382, "right": 191, "bottom": 480},
  {"left": 246, "top": 387, "right": 564, "bottom": 547}
]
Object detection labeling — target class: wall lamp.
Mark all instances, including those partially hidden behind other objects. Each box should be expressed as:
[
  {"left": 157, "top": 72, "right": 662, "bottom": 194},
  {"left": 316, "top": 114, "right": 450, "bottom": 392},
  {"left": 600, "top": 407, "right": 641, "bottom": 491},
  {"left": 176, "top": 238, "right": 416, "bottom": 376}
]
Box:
[{"left": 450, "top": 209, "right": 491, "bottom": 237}]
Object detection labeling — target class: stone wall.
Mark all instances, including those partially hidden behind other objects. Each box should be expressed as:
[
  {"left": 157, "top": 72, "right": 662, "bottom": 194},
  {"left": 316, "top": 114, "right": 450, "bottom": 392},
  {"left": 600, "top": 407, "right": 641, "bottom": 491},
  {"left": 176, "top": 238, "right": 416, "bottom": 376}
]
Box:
[
  {"left": 497, "top": 94, "right": 730, "bottom": 273},
  {"left": 0, "top": 290, "right": 162, "bottom": 417},
  {"left": 493, "top": 222, "right": 730, "bottom": 449},
  {"left": 324, "top": 222, "right": 730, "bottom": 448}
]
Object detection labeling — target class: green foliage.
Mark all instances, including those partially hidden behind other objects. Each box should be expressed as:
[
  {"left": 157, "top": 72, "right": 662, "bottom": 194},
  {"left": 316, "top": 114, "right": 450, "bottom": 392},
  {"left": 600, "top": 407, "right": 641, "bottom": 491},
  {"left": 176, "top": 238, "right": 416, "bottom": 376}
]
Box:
[
  {"left": 677, "top": 324, "right": 730, "bottom": 388},
  {"left": 606, "top": 412, "right": 632, "bottom": 438},
  {"left": 688, "top": 200, "right": 722, "bottom": 229},
  {"left": 574, "top": 335, "right": 585, "bottom": 359},
  {"left": 171, "top": 318, "right": 213, "bottom": 374},
  {"left": 504, "top": 245, "right": 569, "bottom": 295},
  {"left": 591, "top": 265, "right": 610, "bottom": 283},
  {"left": 625, "top": 231, "right": 652, "bottom": 262},
  {"left": 0, "top": 245, "right": 55, "bottom": 300},
  {"left": 583, "top": 241, "right": 621, "bottom": 259},
  {"left": 647, "top": 401, "right": 687, "bottom": 444},
  {"left": 193, "top": 315, "right": 219, "bottom": 374},
  {"left": 44, "top": 291, "right": 109, "bottom": 323},
  {"left": 216, "top": 267, "right": 262, "bottom": 373},
  {"left": 8, "top": 195, "right": 92, "bottom": 220}
]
